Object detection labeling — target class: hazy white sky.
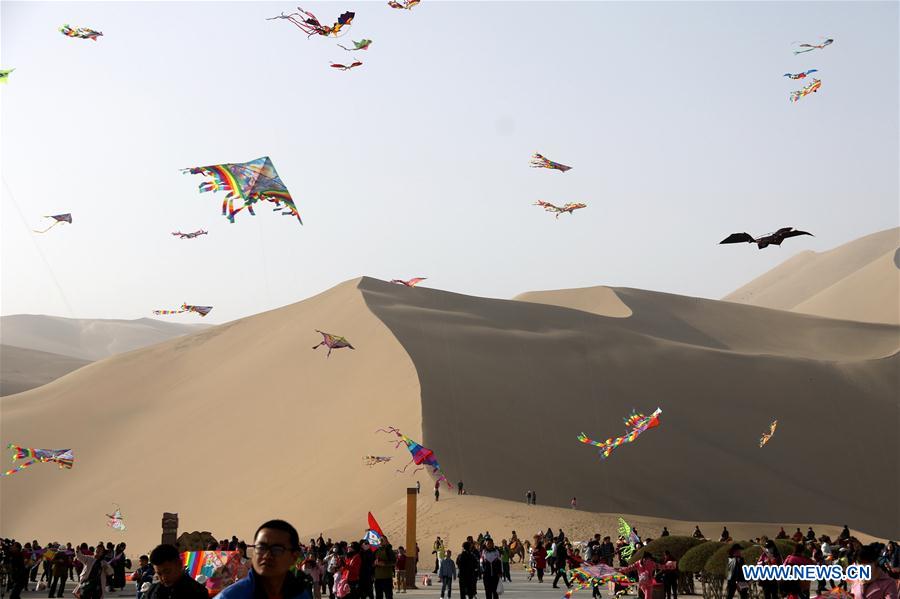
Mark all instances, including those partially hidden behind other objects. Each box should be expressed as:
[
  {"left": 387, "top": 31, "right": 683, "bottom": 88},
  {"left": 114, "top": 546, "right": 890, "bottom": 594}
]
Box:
[{"left": 1, "top": 1, "right": 897, "bottom": 324}]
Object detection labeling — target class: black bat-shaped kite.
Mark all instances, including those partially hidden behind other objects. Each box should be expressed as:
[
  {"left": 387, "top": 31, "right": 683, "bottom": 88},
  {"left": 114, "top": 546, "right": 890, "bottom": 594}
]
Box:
[{"left": 719, "top": 227, "right": 813, "bottom": 249}]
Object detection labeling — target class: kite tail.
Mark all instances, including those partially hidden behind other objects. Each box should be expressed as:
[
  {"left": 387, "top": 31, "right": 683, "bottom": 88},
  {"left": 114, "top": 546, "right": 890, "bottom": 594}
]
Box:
[
  {"left": 375, "top": 427, "right": 401, "bottom": 435},
  {"left": 33, "top": 220, "right": 63, "bottom": 234},
  {"left": 2, "top": 458, "right": 39, "bottom": 477}
]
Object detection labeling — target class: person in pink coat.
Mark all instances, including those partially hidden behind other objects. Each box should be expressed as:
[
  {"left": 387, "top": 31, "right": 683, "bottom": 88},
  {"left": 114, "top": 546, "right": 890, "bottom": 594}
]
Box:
[{"left": 621, "top": 553, "right": 661, "bottom": 599}]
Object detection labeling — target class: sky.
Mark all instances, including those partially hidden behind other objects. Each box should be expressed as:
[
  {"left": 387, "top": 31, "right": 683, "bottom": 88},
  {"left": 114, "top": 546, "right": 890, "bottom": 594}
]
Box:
[{"left": 1, "top": 1, "right": 897, "bottom": 324}]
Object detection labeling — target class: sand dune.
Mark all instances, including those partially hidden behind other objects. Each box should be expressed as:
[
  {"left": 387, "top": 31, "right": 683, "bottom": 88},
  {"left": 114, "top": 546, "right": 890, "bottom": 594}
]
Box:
[
  {"left": 724, "top": 227, "right": 900, "bottom": 324},
  {"left": 0, "top": 345, "right": 91, "bottom": 396}
]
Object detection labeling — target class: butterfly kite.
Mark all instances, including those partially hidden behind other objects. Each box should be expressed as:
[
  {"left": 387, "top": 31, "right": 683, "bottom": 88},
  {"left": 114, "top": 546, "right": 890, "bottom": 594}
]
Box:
[
  {"left": 792, "top": 38, "right": 833, "bottom": 54},
  {"left": 172, "top": 230, "right": 208, "bottom": 239},
  {"left": 330, "top": 60, "right": 363, "bottom": 71},
  {"left": 182, "top": 156, "right": 301, "bottom": 225},
  {"left": 564, "top": 564, "right": 634, "bottom": 599},
  {"left": 534, "top": 201, "right": 587, "bottom": 219},
  {"left": 391, "top": 277, "right": 426, "bottom": 287},
  {"left": 530, "top": 153, "right": 572, "bottom": 172},
  {"left": 60, "top": 24, "right": 103, "bottom": 41},
  {"left": 790, "top": 78, "right": 821, "bottom": 103},
  {"left": 365, "top": 512, "right": 386, "bottom": 549},
  {"left": 363, "top": 455, "right": 393, "bottom": 466},
  {"left": 312, "top": 330, "right": 355, "bottom": 357},
  {"left": 107, "top": 506, "right": 126, "bottom": 532},
  {"left": 759, "top": 419, "right": 777, "bottom": 448},
  {"left": 783, "top": 69, "right": 818, "bottom": 80},
  {"left": 578, "top": 408, "right": 662, "bottom": 459},
  {"left": 0, "top": 68, "right": 14, "bottom": 84},
  {"left": 338, "top": 39, "right": 372, "bottom": 51},
  {"left": 617, "top": 517, "right": 641, "bottom": 561},
  {"left": 3, "top": 445, "right": 75, "bottom": 477},
  {"left": 153, "top": 304, "right": 213, "bottom": 317},
  {"left": 33, "top": 213, "right": 72, "bottom": 233},
  {"left": 377, "top": 426, "right": 452, "bottom": 488},
  {"left": 388, "top": 0, "right": 421, "bottom": 9},
  {"left": 267, "top": 7, "right": 354, "bottom": 38}
]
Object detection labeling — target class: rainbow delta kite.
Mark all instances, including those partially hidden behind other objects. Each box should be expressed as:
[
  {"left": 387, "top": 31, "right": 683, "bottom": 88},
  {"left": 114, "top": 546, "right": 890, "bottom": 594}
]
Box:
[
  {"left": 534, "top": 201, "right": 587, "bottom": 219},
  {"left": 391, "top": 277, "right": 426, "bottom": 287},
  {"left": 312, "top": 330, "right": 355, "bottom": 357},
  {"left": 153, "top": 304, "right": 213, "bottom": 317},
  {"left": 790, "top": 78, "right": 821, "bottom": 103},
  {"left": 33, "top": 213, "right": 72, "bottom": 233},
  {"left": 530, "top": 153, "right": 572, "bottom": 172},
  {"left": 759, "top": 420, "right": 777, "bottom": 448},
  {"left": 377, "top": 427, "right": 452, "bottom": 488},
  {"left": 60, "top": 24, "right": 103, "bottom": 41},
  {"left": 564, "top": 564, "right": 634, "bottom": 599},
  {"left": 3, "top": 445, "right": 74, "bottom": 477},
  {"left": 578, "top": 408, "right": 662, "bottom": 459},
  {"left": 107, "top": 506, "right": 126, "bottom": 532},
  {"left": 182, "top": 156, "right": 301, "bottom": 225},
  {"left": 267, "top": 7, "right": 354, "bottom": 38},
  {"left": 363, "top": 456, "right": 393, "bottom": 466}
]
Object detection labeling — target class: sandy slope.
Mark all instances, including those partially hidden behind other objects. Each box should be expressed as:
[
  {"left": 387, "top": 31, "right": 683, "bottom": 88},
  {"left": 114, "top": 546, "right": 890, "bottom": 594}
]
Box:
[
  {"left": 0, "top": 315, "right": 209, "bottom": 361},
  {"left": 724, "top": 228, "right": 900, "bottom": 324},
  {"left": 0, "top": 345, "right": 91, "bottom": 396}
]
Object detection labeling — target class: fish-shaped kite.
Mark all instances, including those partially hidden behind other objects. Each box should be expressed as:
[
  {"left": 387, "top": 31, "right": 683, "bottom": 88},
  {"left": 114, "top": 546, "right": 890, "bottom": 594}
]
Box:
[
  {"left": 0, "top": 68, "right": 15, "bottom": 84},
  {"left": 107, "top": 505, "right": 127, "bottom": 531},
  {"left": 530, "top": 153, "right": 572, "bottom": 172},
  {"left": 783, "top": 69, "right": 818, "bottom": 80},
  {"left": 720, "top": 227, "right": 813, "bottom": 249},
  {"left": 534, "top": 201, "right": 587, "bottom": 218},
  {"left": 564, "top": 564, "right": 634, "bottom": 599},
  {"left": 759, "top": 420, "right": 778, "bottom": 448},
  {"left": 388, "top": 0, "right": 421, "bottom": 10},
  {"left": 338, "top": 39, "right": 372, "bottom": 51},
  {"left": 578, "top": 408, "right": 662, "bottom": 459},
  {"left": 33, "top": 213, "right": 72, "bottom": 233},
  {"left": 182, "top": 156, "right": 301, "bottom": 225},
  {"left": 153, "top": 304, "right": 213, "bottom": 317},
  {"left": 60, "top": 24, "right": 103, "bottom": 41},
  {"left": 790, "top": 78, "right": 821, "bottom": 103},
  {"left": 172, "top": 230, "right": 208, "bottom": 239},
  {"left": 377, "top": 426, "right": 452, "bottom": 488},
  {"left": 3, "top": 445, "right": 75, "bottom": 477},
  {"left": 391, "top": 277, "right": 426, "bottom": 287},
  {"left": 267, "top": 7, "right": 354, "bottom": 38},
  {"left": 792, "top": 38, "right": 833, "bottom": 54},
  {"left": 363, "top": 455, "right": 393, "bottom": 466},
  {"left": 312, "top": 330, "right": 355, "bottom": 357},
  {"left": 330, "top": 60, "right": 363, "bottom": 71}
]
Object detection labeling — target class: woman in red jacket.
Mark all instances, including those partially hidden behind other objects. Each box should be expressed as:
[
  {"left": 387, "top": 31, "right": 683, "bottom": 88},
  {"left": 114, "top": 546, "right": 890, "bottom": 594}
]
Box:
[
  {"left": 345, "top": 544, "right": 362, "bottom": 599},
  {"left": 533, "top": 541, "right": 548, "bottom": 583}
]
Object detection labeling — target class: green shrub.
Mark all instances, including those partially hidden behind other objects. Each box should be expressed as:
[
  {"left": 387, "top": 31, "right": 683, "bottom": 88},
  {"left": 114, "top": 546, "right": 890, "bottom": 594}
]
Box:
[
  {"left": 680, "top": 542, "right": 725, "bottom": 574},
  {"left": 630, "top": 536, "right": 705, "bottom": 564}
]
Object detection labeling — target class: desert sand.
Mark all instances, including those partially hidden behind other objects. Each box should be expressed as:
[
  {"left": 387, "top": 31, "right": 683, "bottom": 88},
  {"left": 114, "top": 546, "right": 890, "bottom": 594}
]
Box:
[{"left": 0, "top": 345, "right": 90, "bottom": 396}]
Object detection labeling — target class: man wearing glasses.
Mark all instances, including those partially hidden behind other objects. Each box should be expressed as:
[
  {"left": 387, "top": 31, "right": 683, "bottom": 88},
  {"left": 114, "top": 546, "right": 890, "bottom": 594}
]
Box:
[{"left": 219, "top": 520, "right": 312, "bottom": 599}]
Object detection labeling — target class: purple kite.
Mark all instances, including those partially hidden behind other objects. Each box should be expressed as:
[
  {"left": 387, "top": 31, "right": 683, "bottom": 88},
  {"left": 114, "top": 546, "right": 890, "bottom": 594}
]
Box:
[{"left": 377, "top": 426, "right": 451, "bottom": 488}]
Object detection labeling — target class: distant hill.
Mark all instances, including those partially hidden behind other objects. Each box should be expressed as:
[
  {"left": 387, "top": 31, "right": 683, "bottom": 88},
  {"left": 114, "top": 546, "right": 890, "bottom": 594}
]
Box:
[{"left": 0, "top": 345, "right": 91, "bottom": 396}]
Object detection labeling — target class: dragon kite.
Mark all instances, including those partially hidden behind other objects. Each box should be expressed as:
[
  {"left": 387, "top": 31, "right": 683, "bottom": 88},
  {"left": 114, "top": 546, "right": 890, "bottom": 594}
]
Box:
[
  {"left": 33, "top": 213, "right": 72, "bottom": 233},
  {"left": 182, "top": 156, "right": 301, "bottom": 225},
  {"left": 172, "top": 230, "right": 208, "bottom": 239},
  {"left": 330, "top": 60, "right": 363, "bottom": 71},
  {"left": 3, "top": 445, "right": 74, "bottom": 477},
  {"left": 578, "top": 408, "right": 662, "bottom": 459},
  {"left": 783, "top": 69, "right": 818, "bottom": 80},
  {"left": 60, "top": 24, "right": 103, "bottom": 41},
  {"left": 363, "top": 456, "right": 393, "bottom": 466},
  {"left": 338, "top": 39, "right": 372, "bottom": 51},
  {"left": 530, "top": 153, "right": 572, "bottom": 172},
  {"left": 564, "top": 564, "right": 634, "bottom": 599},
  {"left": 267, "top": 7, "right": 354, "bottom": 38},
  {"left": 792, "top": 38, "right": 833, "bottom": 54},
  {"left": 0, "top": 68, "right": 14, "bottom": 84},
  {"left": 107, "top": 505, "right": 127, "bottom": 531},
  {"left": 720, "top": 227, "right": 813, "bottom": 249},
  {"left": 534, "top": 201, "right": 587, "bottom": 219},
  {"left": 789, "top": 78, "right": 821, "bottom": 103},
  {"left": 391, "top": 277, "right": 426, "bottom": 287},
  {"left": 153, "top": 304, "right": 213, "bottom": 317},
  {"left": 377, "top": 427, "right": 452, "bottom": 488},
  {"left": 759, "top": 420, "right": 778, "bottom": 448},
  {"left": 388, "top": 0, "right": 421, "bottom": 9},
  {"left": 312, "top": 330, "right": 355, "bottom": 357}
]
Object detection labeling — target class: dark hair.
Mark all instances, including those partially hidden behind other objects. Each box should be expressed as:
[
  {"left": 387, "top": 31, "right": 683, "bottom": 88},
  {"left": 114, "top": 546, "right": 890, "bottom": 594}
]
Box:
[
  {"left": 149, "top": 544, "right": 181, "bottom": 566},
  {"left": 730, "top": 544, "right": 743, "bottom": 555},
  {"left": 793, "top": 544, "right": 805, "bottom": 556},
  {"left": 858, "top": 543, "right": 882, "bottom": 564},
  {"left": 139, "top": 555, "right": 149, "bottom": 561},
  {"left": 254, "top": 520, "right": 300, "bottom": 550}
]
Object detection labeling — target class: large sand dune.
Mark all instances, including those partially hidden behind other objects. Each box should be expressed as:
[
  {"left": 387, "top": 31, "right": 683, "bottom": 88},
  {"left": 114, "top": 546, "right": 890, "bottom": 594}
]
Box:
[{"left": 0, "top": 345, "right": 91, "bottom": 396}]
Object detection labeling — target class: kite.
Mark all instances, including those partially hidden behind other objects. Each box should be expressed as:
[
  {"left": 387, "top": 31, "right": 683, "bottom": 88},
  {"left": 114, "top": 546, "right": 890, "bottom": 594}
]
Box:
[
  {"left": 312, "top": 330, "right": 355, "bottom": 357},
  {"left": 388, "top": 0, "right": 421, "bottom": 9},
  {"left": 172, "top": 230, "right": 208, "bottom": 239},
  {"left": 363, "top": 456, "right": 393, "bottom": 466},
  {"left": 60, "top": 24, "right": 103, "bottom": 41},
  {"left": 759, "top": 420, "right": 778, "bottom": 448},
  {"left": 3, "top": 445, "right": 74, "bottom": 477},
  {"left": 391, "top": 277, "right": 426, "bottom": 287},
  {"left": 530, "top": 153, "right": 572, "bottom": 172},
  {"left": 338, "top": 39, "right": 372, "bottom": 51},
  {"left": 106, "top": 506, "right": 126, "bottom": 532},
  {"left": 719, "top": 227, "right": 813, "bottom": 249},
  {"left": 790, "top": 78, "right": 822, "bottom": 103},
  {"left": 182, "top": 551, "right": 246, "bottom": 596},
  {"left": 616, "top": 517, "right": 641, "bottom": 562},
  {"left": 364, "top": 512, "right": 385, "bottom": 549},
  {"left": 792, "top": 39, "right": 833, "bottom": 54},
  {"left": 534, "top": 201, "right": 588, "bottom": 219},
  {"left": 267, "top": 7, "right": 354, "bottom": 38},
  {"left": 330, "top": 60, "right": 363, "bottom": 71},
  {"left": 33, "top": 213, "right": 72, "bottom": 233},
  {"left": 783, "top": 69, "right": 818, "bottom": 79},
  {"left": 0, "top": 68, "right": 14, "bottom": 84},
  {"left": 377, "top": 426, "right": 452, "bottom": 488},
  {"left": 564, "top": 564, "right": 634, "bottom": 599},
  {"left": 153, "top": 304, "right": 213, "bottom": 317},
  {"left": 578, "top": 408, "right": 662, "bottom": 459},
  {"left": 182, "top": 156, "right": 301, "bottom": 225}
]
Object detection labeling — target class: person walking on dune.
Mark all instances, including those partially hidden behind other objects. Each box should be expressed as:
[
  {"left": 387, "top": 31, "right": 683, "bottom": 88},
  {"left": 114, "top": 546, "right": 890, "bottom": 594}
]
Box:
[
  {"left": 435, "top": 481, "right": 440, "bottom": 502},
  {"left": 570, "top": 497, "right": 577, "bottom": 510},
  {"left": 457, "top": 481, "right": 464, "bottom": 495},
  {"left": 526, "top": 491, "right": 532, "bottom": 505}
]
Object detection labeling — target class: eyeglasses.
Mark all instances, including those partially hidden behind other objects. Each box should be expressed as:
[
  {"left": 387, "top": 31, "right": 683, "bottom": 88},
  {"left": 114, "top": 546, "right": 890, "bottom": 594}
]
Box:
[{"left": 250, "top": 544, "right": 291, "bottom": 557}]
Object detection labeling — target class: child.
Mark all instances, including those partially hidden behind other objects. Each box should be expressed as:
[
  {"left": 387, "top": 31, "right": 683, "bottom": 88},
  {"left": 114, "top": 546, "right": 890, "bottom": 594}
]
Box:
[{"left": 439, "top": 550, "right": 456, "bottom": 599}]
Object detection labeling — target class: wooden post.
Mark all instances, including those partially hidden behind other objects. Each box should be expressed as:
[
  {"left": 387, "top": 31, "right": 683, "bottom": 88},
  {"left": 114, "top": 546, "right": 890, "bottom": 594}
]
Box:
[
  {"left": 405, "top": 487, "right": 418, "bottom": 589},
  {"left": 161, "top": 513, "right": 178, "bottom": 546}
]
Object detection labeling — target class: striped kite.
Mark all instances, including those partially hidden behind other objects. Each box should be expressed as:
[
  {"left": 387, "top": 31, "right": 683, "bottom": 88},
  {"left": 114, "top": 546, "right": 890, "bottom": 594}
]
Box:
[
  {"left": 153, "top": 304, "right": 213, "bottom": 317},
  {"left": 388, "top": 0, "right": 421, "bottom": 10},
  {"left": 182, "top": 156, "right": 301, "bottom": 225},
  {"left": 330, "top": 60, "right": 363, "bottom": 71},
  {"left": 338, "top": 39, "right": 372, "bottom": 51},
  {"left": 534, "top": 201, "right": 587, "bottom": 219},
  {"left": 363, "top": 456, "right": 393, "bottom": 466},
  {"left": 377, "top": 426, "right": 452, "bottom": 488},
  {"left": 792, "top": 39, "right": 833, "bottom": 54},
  {"left": 578, "top": 408, "right": 662, "bottom": 459},
  {"left": 530, "top": 153, "right": 572, "bottom": 172},
  {"left": 107, "top": 506, "right": 126, "bottom": 532},
  {"left": 60, "top": 24, "right": 103, "bottom": 41},
  {"left": 564, "top": 564, "right": 634, "bottom": 599},
  {"left": 3, "top": 445, "right": 74, "bottom": 477},
  {"left": 783, "top": 69, "right": 818, "bottom": 80},
  {"left": 391, "top": 277, "right": 426, "bottom": 287},
  {"left": 172, "top": 230, "right": 208, "bottom": 239},
  {"left": 0, "top": 68, "right": 14, "bottom": 84},
  {"left": 312, "top": 330, "right": 354, "bottom": 357},
  {"left": 790, "top": 78, "right": 821, "bottom": 103},
  {"left": 267, "top": 7, "right": 354, "bottom": 38},
  {"left": 33, "top": 213, "right": 72, "bottom": 233},
  {"left": 759, "top": 420, "right": 777, "bottom": 448}
]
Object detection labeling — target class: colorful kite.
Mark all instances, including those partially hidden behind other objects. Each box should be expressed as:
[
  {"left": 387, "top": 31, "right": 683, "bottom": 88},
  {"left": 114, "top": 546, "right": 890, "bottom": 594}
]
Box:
[
  {"left": 0, "top": 68, "right": 14, "bottom": 84},
  {"left": 564, "top": 564, "right": 634, "bottom": 599},
  {"left": 792, "top": 39, "right": 833, "bottom": 54},
  {"left": 377, "top": 426, "right": 452, "bottom": 488},
  {"left": 391, "top": 277, "right": 426, "bottom": 287},
  {"left": 330, "top": 60, "right": 363, "bottom": 71},
  {"left": 153, "top": 304, "right": 213, "bottom": 317},
  {"left": 172, "top": 230, "right": 208, "bottom": 239},
  {"left": 530, "top": 153, "right": 572, "bottom": 172},
  {"left": 60, "top": 24, "right": 103, "bottom": 41},
  {"left": 578, "top": 408, "right": 662, "bottom": 459},
  {"left": 617, "top": 517, "right": 641, "bottom": 561},
  {"left": 106, "top": 506, "right": 126, "bottom": 532},
  {"left": 3, "top": 445, "right": 74, "bottom": 477},
  {"left": 267, "top": 8, "right": 354, "bottom": 38},
  {"left": 364, "top": 456, "right": 393, "bottom": 466},
  {"left": 312, "top": 330, "right": 355, "bottom": 357},
  {"left": 783, "top": 69, "right": 818, "bottom": 80},
  {"left": 338, "top": 39, "right": 372, "bottom": 51},
  {"left": 534, "top": 201, "right": 587, "bottom": 219},
  {"left": 365, "top": 512, "right": 385, "bottom": 549},
  {"left": 388, "top": 0, "right": 421, "bottom": 9},
  {"left": 183, "top": 156, "right": 300, "bottom": 225},
  {"left": 182, "top": 551, "right": 246, "bottom": 596},
  {"left": 790, "top": 78, "right": 821, "bottom": 103},
  {"left": 759, "top": 420, "right": 778, "bottom": 448},
  {"left": 33, "top": 213, "right": 72, "bottom": 233}
]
